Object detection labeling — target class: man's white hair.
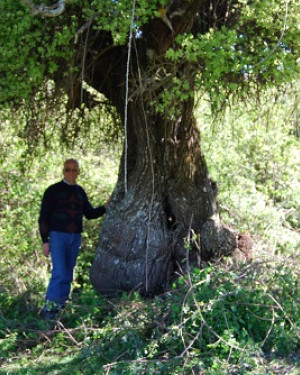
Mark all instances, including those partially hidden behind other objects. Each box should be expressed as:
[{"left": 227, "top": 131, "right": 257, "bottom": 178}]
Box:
[{"left": 64, "top": 158, "right": 80, "bottom": 169}]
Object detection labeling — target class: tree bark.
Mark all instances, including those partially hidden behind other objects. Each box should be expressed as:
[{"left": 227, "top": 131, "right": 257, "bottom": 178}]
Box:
[{"left": 90, "top": 96, "right": 238, "bottom": 295}]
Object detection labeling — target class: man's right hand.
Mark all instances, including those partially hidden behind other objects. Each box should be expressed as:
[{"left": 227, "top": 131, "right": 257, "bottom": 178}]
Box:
[{"left": 43, "top": 243, "right": 50, "bottom": 257}]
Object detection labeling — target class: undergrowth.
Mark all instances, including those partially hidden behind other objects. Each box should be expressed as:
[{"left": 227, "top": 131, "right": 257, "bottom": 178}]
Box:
[{"left": 1, "top": 260, "right": 299, "bottom": 374}]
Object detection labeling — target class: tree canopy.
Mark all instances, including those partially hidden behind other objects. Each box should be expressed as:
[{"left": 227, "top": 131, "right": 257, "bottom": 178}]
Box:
[{"left": 1, "top": 0, "right": 299, "bottom": 114}]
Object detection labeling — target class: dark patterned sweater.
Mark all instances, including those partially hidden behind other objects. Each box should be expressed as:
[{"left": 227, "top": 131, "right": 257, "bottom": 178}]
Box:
[{"left": 38, "top": 180, "right": 106, "bottom": 243}]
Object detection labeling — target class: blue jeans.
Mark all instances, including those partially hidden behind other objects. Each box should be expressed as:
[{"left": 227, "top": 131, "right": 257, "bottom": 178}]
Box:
[{"left": 46, "top": 231, "right": 81, "bottom": 303}]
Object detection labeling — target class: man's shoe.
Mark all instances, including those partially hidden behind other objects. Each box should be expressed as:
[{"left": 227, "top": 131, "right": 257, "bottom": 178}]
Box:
[
  {"left": 42, "top": 301, "right": 65, "bottom": 320},
  {"left": 42, "top": 307, "right": 57, "bottom": 320}
]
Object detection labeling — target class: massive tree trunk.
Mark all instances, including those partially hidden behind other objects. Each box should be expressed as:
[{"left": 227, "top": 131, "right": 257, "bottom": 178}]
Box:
[
  {"left": 90, "top": 95, "right": 238, "bottom": 295},
  {"left": 85, "top": 1, "right": 247, "bottom": 295}
]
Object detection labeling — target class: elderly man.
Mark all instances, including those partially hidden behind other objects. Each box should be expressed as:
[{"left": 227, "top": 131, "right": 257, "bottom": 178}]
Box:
[{"left": 39, "top": 158, "right": 108, "bottom": 319}]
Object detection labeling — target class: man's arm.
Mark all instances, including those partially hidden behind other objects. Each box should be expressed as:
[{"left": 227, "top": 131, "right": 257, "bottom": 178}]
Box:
[
  {"left": 84, "top": 202, "right": 106, "bottom": 219},
  {"left": 38, "top": 187, "right": 52, "bottom": 244},
  {"left": 82, "top": 189, "right": 110, "bottom": 220}
]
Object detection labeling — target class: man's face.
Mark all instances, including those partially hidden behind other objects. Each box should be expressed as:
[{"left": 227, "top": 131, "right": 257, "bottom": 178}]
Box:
[{"left": 63, "top": 162, "right": 80, "bottom": 184}]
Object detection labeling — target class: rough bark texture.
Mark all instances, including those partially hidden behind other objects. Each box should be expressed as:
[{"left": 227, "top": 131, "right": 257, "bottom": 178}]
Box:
[{"left": 90, "top": 98, "right": 240, "bottom": 295}]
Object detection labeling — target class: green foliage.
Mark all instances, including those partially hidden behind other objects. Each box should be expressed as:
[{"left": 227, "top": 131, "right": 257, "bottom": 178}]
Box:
[
  {"left": 197, "top": 82, "right": 300, "bottom": 254},
  {"left": 0, "top": 1, "right": 79, "bottom": 104},
  {"left": 87, "top": 0, "right": 159, "bottom": 45},
  {"left": 154, "top": 77, "right": 194, "bottom": 117},
  {"left": 163, "top": 0, "right": 300, "bottom": 111},
  {"left": 3, "top": 261, "right": 298, "bottom": 374},
  {"left": 1, "top": 0, "right": 299, "bottom": 117},
  {"left": 237, "top": 0, "right": 300, "bottom": 80},
  {"left": 0, "top": 0, "right": 160, "bottom": 105}
]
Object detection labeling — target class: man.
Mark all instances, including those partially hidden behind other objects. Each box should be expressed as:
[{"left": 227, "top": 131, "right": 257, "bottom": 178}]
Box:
[{"left": 38, "top": 158, "right": 109, "bottom": 319}]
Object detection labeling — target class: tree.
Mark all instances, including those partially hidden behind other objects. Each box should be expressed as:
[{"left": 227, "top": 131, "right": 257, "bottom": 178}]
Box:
[{"left": 1, "top": 0, "right": 299, "bottom": 295}]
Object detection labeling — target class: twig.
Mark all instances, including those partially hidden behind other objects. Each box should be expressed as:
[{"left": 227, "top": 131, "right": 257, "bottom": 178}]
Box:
[
  {"left": 23, "top": 0, "right": 67, "bottom": 17},
  {"left": 261, "top": 305, "right": 275, "bottom": 347},
  {"left": 266, "top": 292, "right": 300, "bottom": 339},
  {"left": 56, "top": 320, "right": 81, "bottom": 346},
  {"left": 252, "top": 0, "right": 289, "bottom": 69}
]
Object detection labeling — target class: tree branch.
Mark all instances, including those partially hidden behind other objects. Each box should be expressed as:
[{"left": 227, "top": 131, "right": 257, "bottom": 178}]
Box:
[
  {"left": 23, "top": 0, "right": 67, "bottom": 17},
  {"left": 74, "top": 13, "right": 99, "bottom": 44}
]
